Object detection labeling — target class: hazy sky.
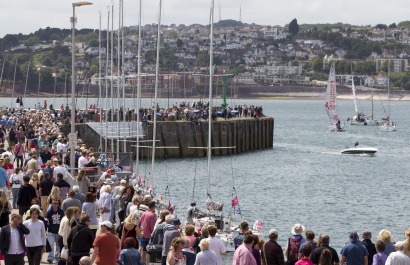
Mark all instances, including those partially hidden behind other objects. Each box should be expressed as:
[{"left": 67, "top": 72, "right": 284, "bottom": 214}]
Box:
[{"left": 1, "top": 0, "right": 410, "bottom": 38}]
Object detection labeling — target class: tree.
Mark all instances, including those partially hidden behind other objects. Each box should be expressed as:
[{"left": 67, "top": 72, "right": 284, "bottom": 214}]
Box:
[
  {"left": 388, "top": 23, "right": 397, "bottom": 29},
  {"left": 310, "top": 57, "right": 323, "bottom": 72},
  {"left": 289, "top": 18, "right": 299, "bottom": 36},
  {"left": 176, "top": 38, "right": 183, "bottom": 49}
]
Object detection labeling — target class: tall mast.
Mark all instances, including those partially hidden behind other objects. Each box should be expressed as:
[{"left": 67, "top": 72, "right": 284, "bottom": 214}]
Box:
[
  {"left": 98, "top": 11, "right": 102, "bottom": 151},
  {"left": 23, "top": 60, "right": 30, "bottom": 100},
  {"left": 151, "top": 0, "right": 162, "bottom": 192},
  {"left": 11, "top": 59, "right": 18, "bottom": 108},
  {"left": 207, "top": 0, "right": 215, "bottom": 196},
  {"left": 135, "top": 0, "right": 142, "bottom": 177}
]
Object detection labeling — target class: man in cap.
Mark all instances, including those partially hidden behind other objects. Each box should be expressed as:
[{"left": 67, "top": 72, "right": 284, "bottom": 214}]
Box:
[
  {"left": 340, "top": 231, "right": 369, "bottom": 265},
  {"left": 91, "top": 221, "right": 120, "bottom": 265},
  {"left": 261, "top": 229, "right": 285, "bottom": 265},
  {"left": 161, "top": 215, "right": 181, "bottom": 265},
  {"left": 285, "top": 224, "right": 307, "bottom": 265},
  {"left": 362, "top": 231, "right": 377, "bottom": 265},
  {"left": 311, "top": 234, "right": 340, "bottom": 265}
]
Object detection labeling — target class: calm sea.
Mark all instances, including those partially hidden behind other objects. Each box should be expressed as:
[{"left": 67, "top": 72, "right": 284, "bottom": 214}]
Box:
[{"left": 2, "top": 97, "right": 409, "bottom": 263}]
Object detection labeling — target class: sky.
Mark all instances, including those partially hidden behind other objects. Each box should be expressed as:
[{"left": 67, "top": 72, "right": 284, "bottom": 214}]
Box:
[{"left": 1, "top": 0, "right": 410, "bottom": 38}]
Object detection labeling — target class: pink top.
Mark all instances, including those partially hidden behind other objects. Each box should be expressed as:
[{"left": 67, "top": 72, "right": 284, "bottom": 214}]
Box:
[
  {"left": 232, "top": 244, "right": 257, "bottom": 265},
  {"left": 296, "top": 258, "right": 315, "bottom": 265},
  {"left": 140, "top": 210, "right": 156, "bottom": 238}
]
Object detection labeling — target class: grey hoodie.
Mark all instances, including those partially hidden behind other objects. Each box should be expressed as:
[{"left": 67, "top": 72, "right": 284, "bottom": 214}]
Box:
[{"left": 161, "top": 224, "right": 181, "bottom": 257}]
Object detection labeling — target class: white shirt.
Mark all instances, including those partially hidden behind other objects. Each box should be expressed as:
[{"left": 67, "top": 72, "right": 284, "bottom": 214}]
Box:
[
  {"left": 8, "top": 226, "right": 25, "bottom": 254},
  {"left": 78, "top": 156, "right": 88, "bottom": 169},
  {"left": 9, "top": 173, "right": 24, "bottom": 189},
  {"left": 2, "top": 151, "right": 14, "bottom": 163},
  {"left": 53, "top": 165, "right": 68, "bottom": 180},
  {"left": 385, "top": 251, "right": 410, "bottom": 265},
  {"left": 56, "top": 142, "right": 67, "bottom": 153},
  {"left": 208, "top": 236, "right": 226, "bottom": 265},
  {"left": 23, "top": 219, "right": 46, "bottom": 247}
]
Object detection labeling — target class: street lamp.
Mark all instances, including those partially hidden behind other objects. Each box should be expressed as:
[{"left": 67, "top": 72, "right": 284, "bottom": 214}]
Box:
[{"left": 71, "top": 1, "right": 93, "bottom": 176}]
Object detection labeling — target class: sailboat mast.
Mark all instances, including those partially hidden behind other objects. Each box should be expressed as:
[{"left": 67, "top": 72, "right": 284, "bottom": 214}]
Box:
[
  {"left": 23, "top": 60, "right": 30, "bottom": 100},
  {"left": 135, "top": 0, "right": 142, "bottom": 177},
  {"left": 207, "top": 0, "right": 215, "bottom": 196},
  {"left": 0, "top": 59, "right": 6, "bottom": 91},
  {"left": 151, "top": 0, "right": 162, "bottom": 192},
  {"left": 387, "top": 60, "right": 390, "bottom": 125},
  {"left": 98, "top": 11, "right": 102, "bottom": 151},
  {"left": 11, "top": 59, "right": 18, "bottom": 108},
  {"left": 105, "top": 7, "right": 110, "bottom": 152}
]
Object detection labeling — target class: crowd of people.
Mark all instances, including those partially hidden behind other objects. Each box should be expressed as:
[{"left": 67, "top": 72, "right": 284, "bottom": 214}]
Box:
[
  {"left": 0, "top": 107, "right": 408, "bottom": 265},
  {"left": 228, "top": 222, "right": 410, "bottom": 265}
]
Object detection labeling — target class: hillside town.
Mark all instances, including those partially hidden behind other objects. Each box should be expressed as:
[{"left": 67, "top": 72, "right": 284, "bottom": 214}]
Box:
[{"left": 2, "top": 19, "right": 410, "bottom": 95}]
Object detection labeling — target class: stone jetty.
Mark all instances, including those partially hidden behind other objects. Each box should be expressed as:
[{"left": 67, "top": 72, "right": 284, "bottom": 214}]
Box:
[{"left": 77, "top": 117, "right": 274, "bottom": 159}]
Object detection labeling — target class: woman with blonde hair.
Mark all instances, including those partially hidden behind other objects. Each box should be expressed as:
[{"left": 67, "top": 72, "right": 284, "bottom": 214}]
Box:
[
  {"left": 76, "top": 169, "right": 90, "bottom": 195},
  {"left": 0, "top": 189, "right": 12, "bottom": 227},
  {"left": 47, "top": 186, "right": 61, "bottom": 210},
  {"left": 30, "top": 173, "right": 40, "bottom": 197},
  {"left": 404, "top": 228, "right": 410, "bottom": 258},
  {"left": 58, "top": 206, "right": 80, "bottom": 264},
  {"left": 118, "top": 212, "right": 143, "bottom": 249},
  {"left": 167, "top": 237, "right": 186, "bottom": 265},
  {"left": 378, "top": 229, "right": 395, "bottom": 256},
  {"left": 2, "top": 156, "right": 14, "bottom": 172}
]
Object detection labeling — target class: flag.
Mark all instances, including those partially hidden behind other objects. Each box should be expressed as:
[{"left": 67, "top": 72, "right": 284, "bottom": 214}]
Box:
[
  {"left": 231, "top": 196, "right": 239, "bottom": 207},
  {"left": 236, "top": 207, "right": 241, "bottom": 215}
]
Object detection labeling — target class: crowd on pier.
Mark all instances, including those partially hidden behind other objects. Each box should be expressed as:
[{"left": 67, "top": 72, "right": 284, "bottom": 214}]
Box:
[{"left": 0, "top": 107, "right": 408, "bottom": 265}]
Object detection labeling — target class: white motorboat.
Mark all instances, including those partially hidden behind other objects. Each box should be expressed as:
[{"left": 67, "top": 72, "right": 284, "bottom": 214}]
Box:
[{"left": 341, "top": 146, "right": 378, "bottom": 155}]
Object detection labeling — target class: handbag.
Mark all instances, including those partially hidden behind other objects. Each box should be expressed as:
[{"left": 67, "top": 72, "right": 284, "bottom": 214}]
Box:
[{"left": 60, "top": 247, "right": 69, "bottom": 261}]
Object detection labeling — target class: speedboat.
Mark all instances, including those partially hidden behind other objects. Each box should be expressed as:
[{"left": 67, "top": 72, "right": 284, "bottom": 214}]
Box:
[{"left": 341, "top": 147, "right": 378, "bottom": 155}]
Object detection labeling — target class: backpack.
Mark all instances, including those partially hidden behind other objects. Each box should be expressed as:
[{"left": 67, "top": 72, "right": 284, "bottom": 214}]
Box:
[{"left": 288, "top": 236, "right": 303, "bottom": 263}]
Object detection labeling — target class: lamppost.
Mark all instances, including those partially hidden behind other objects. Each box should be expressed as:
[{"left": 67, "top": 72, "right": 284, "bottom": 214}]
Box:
[{"left": 71, "top": 1, "right": 93, "bottom": 176}]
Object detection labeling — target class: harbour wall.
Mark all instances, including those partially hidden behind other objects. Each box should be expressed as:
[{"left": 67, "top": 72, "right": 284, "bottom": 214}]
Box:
[{"left": 77, "top": 117, "right": 274, "bottom": 159}]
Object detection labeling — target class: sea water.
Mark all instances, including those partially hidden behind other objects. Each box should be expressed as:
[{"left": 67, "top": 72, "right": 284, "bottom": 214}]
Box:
[{"left": 2, "top": 97, "right": 409, "bottom": 263}]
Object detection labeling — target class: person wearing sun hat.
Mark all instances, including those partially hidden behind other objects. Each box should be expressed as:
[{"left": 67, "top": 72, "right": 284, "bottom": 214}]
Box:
[
  {"left": 340, "top": 231, "right": 369, "bottom": 265},
  {"left": 285, "top": 224, "right": 307, "bottom": 265},
  {"left": 92, "top": 221, "right": 120, "bottom": 265}
]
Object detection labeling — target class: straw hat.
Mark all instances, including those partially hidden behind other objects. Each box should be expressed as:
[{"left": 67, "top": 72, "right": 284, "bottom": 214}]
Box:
[{"left": 291, "top": 224, "right": 305, "bottom": 235}]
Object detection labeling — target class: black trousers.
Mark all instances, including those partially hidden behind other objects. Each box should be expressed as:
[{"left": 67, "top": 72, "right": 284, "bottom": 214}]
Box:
[
  {"left": 4, "top": 253, "right": 25, "bottom": 265},
  {"left": 26, "top": 246, "right": 43, "bottom": 265}
]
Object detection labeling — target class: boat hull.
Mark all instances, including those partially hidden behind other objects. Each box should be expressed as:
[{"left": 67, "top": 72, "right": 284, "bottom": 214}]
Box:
[
  {"left": 379, "top": 124, "right": 396, "bottom": 132},
  {"left": 341, "top": 147, "right": 378, "bottom": 155}
]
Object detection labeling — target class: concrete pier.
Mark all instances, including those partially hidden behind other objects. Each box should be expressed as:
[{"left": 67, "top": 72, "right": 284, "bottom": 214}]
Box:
[{"left": 77, "top": 117, "right": 274, "bottom": 159}]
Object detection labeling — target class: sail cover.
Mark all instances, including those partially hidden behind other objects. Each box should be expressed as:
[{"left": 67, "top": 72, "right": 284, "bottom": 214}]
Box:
[{"left": 325, "top": 63, "right": 338, "bottom": 122}]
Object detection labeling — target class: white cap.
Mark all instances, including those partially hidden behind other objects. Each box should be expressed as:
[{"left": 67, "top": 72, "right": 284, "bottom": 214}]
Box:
[
  {"left": 99, "top": 221, "right": 113, "bottom": 228},
  {"left": 120, "top": 179, "right": 127, "bottom": 184},
  {"left": 269, "top": 229, "right": 278, "bottom": 236}
]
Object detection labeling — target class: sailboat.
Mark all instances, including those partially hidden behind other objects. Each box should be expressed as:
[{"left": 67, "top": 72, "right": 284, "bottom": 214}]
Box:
[
  {"left": 379, "top": 63, "right": 396, "bottom": 132},
  {"left": 349, "top": 77, "right": 381, "bottom": 126},
  {"left": 325, "top": 63, "right": 344, "bottom": 132}
]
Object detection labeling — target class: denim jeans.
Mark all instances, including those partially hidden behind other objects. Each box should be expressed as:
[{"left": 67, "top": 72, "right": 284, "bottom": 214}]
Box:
[
  {"left": 12, "top": 188, "right": 19, "bottom": 208},
  {"left": 48, "top": 232, "right": 60, "bottom": 262},
  {"left": 16, "top": 155, "right": 24, "bottom": 168}
]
